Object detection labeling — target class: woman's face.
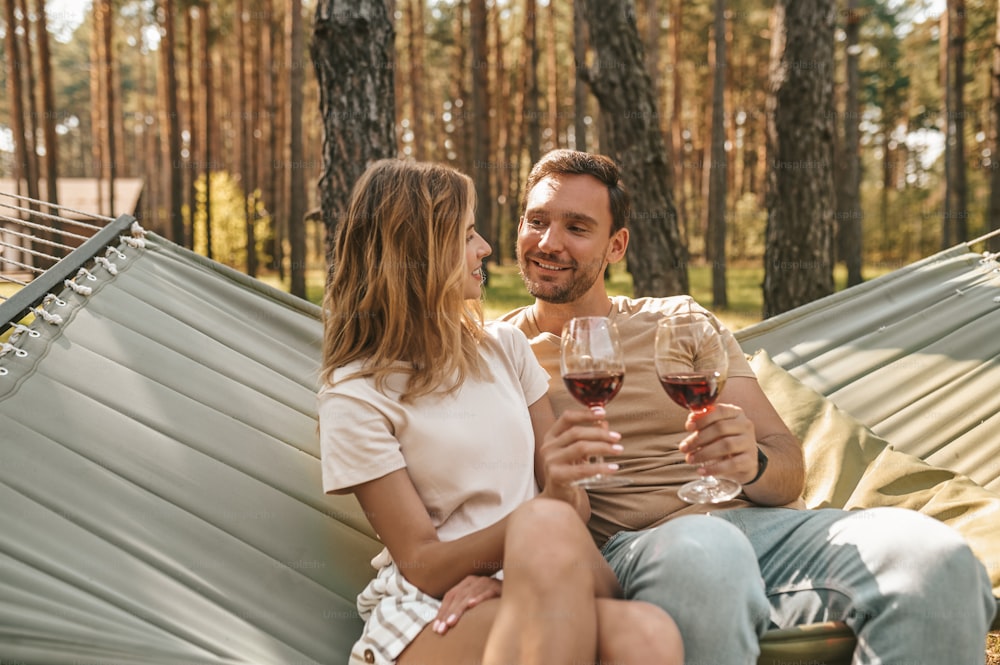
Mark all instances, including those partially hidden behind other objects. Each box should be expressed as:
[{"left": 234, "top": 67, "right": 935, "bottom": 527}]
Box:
[{"left": 463, "top": 206, "right": 492, "bottom": 299}]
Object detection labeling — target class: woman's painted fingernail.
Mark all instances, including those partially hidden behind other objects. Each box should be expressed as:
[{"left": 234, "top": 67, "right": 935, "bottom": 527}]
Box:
[
  {"left": 609, "top": 431, "right": 622, "bottom": 441},
  {"left": 611, "top": 444, "right": 624, "bottom": 452},
  {"left": 433, "top": 620, "right": 445, "bottom": 633},
  {"left": 606, "top": 463, "right": 620, "bottom": 471},
  {"left": 446, "top": 614, "right": 458, "bottom": 625}
]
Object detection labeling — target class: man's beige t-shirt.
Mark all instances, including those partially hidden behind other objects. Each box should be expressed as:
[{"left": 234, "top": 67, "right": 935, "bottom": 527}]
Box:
[{"left": 502, "top": 295, "right": 759, "bottom": 546}]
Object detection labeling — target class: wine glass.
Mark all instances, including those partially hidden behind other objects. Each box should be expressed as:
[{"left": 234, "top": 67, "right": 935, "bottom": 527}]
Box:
[
  {"left": 654, "top": 311, "right": 741, "bottom": 504},
  {"left": 560, "top": 316, "right": 632, "bottom": 488}
]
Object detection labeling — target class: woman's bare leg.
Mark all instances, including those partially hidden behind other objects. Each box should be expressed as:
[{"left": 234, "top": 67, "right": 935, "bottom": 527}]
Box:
[
  {"left": 402, "top": 499, "right": 682, "bottom": 665},
  {"left": 397, "top": 598, "right": 499, "bottom": 665},
  {"left": 483, "top": 498, "right": 607, "bottom": 665}
]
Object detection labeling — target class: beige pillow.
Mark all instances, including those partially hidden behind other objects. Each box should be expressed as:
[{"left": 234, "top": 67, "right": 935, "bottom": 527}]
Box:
[
  {"left": 751, "top": 350, "right": 1000, "bottom": 596},
  {"left": 750, "top": 350, "right": 886, "bottom": 509}
]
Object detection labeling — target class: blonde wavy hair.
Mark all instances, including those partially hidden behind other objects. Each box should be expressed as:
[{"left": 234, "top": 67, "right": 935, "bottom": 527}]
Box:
[{"left": 320, "top": 159, "right": 485, "bottom": 401}]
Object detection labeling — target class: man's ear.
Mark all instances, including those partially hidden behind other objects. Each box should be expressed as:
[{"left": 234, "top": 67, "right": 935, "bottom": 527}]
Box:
[
  {"left": 516, "top": 216, "right": 526, "bottom": 233},
  {"left": 608, "top": 228, "right": 629, "bottom": 263}
]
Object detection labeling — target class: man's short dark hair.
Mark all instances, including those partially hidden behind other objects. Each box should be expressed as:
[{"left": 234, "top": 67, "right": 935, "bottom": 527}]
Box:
[{"left": 522, "top": 149, "right": 630, "bottom": 234}]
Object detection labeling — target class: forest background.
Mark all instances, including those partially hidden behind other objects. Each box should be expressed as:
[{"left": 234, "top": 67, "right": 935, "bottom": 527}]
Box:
[{"left": 3, "top": 0, "right": 1000, "bottom": 327}]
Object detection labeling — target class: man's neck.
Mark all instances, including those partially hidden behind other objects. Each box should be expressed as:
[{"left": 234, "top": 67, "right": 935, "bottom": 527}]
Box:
[{"left": 532, "top": 293, "right": 614, "bottom": 335}]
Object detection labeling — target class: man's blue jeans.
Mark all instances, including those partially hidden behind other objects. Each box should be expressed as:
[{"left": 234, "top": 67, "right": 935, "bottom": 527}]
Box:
[{"left": 601, "top": 507, "right": 995, "bottom": 665}]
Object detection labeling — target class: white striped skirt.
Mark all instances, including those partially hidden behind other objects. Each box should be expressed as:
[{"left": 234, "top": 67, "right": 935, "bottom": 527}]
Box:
[{"left": 350, "top": 560, "right": 442, "bottom": 664}]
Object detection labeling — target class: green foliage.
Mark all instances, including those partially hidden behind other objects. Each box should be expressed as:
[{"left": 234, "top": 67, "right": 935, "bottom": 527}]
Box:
[{"left": 189, "top": 171, "right": 270, "bottom": 273}]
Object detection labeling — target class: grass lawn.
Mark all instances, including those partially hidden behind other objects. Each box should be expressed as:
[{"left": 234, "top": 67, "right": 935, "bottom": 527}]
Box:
[{"left": 259, "top": 258, "right": 890, "bottom": 334}]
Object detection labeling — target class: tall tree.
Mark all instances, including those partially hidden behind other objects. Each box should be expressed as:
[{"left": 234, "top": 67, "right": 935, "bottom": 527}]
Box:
[
  {"left": 264, "top": 0, "right": 280, "bottom": 274},
  {"left": 311, "top": 0, "right": 396, "bottom": 265},
  {"left": 90, "top": 0, "right": 103, "bottom": 212},
  {"left": 16, "top": 0, "right": 40, "bottom": 204},
  {"left": 763, "top": 0, "right": 836, "bottom": 318},
  {"left": 707, "top": 0, "right": 727, "bottom": 308},
  {"left": 545, "top": 0, "right": 559, "bottom": 149},
  {"left": 990, "top": 0, "right": 1000, "bottom": 253},
  {"left": 524, "top": 0, "right": 541, "bottom": 165},
  {"left": 99, "top": 0, "right": 116, "bottom": 215},
  {"left": 235, "top": 0, "right": 255, "bottom": 275},
  {"left": 185, "top": 3, "right": 198, "bottom": 240},
  {"left": 942, "top": 0, "right": 968, "bottom": 248},
  {"left": 836, "top": 0, "right": 863, "bottom": 286},
  {"left": 572, "top": 0, "right": 588, "bottom": 152},
  {"left": 579, "top": 0, "right": 688, "bottom": 296},
  {"left": 407, "top": 0, "right": 427, "bottom": 160},
  {"left": 3, "top": 0, "right": 30, "bottom": 201},
  {"left": 469, "top": 0, "right": 493, "bottom": 257},
  {"left": 33, "top": 0, "right": 58, "bottom": 213},
  {"left": 668, "top": 0, "right": 686, "bottom": 236},
  {"left": 287, "top": 0, "right": 306, "bottom": 297},
  {"left": 200, "top": 1, "right": 212, "bottom": 258},
  {"left": 159, "top": 0, "right": 184, "bottom": 244}
]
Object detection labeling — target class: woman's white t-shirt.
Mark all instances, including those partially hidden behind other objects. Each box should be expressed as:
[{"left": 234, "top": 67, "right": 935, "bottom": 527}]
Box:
[{"left": 318, "top": 321, "right": 550, "bottom": 543}]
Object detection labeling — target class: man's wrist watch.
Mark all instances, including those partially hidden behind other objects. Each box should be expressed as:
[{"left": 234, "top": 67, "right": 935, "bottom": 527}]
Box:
[{"left": 745, "top": 447, "right": 769, "bottom": 485}]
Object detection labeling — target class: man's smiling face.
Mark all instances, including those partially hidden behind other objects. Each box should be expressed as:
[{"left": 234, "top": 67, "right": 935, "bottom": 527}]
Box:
[{"left": 516, "top": 173, "right": 626, "bottom": 305}]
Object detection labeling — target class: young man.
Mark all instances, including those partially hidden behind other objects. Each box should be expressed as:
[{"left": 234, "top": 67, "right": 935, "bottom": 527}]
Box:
[{"left": 501, "top": 149, "right": 996, "bottom": 663}]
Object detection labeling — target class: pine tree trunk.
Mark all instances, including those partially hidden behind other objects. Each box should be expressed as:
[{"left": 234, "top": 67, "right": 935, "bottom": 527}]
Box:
[
  {"left": 453, "top": 1, "right": 471, "bottom": 176},
  {"left": 185, "top": 5, "right": 198, "bottom": 242},
  {"left": 201, "top": 1, "right": 212, "bottom": 259},
  {"left": 579, "top": 0, "right": 688, "bottom": 297},
  {"left": 524, "top": 0, "right": 541, "bottom": 166},
  {"left": 311, "top": 0, "right": 397, "bottom": 266},
  {"left": 407, "top": 0, "right": 426, "bottom": 161},
  {"left": 2, "top": 0, "right": 27, "bottom": 196},
  {"left": 989, "top": 1, "right": 1000, "bottom": 254},
  {"left": 707, "top": 0, "right": 727, "bottom": 308},
  {"left": 287, "top": 0, "right": 306, "bottom": 297},
  {"left": 836, "top": 0, "right": 863, "bottom": 286},
  {"left": 257, "top": 0, "right": 283, "bottom": 276},
  {"left": 669, "top": 0, "right": 686, "bottom": 237},
  {"left": 762, "top": 0, "right": 836, "bottom": 318},
  {"left": 2, "top": 0, "right": 31, "bottom": 270},
  {"left": 14, "top": 0, "right": 40, "bottom": 213},
  {"left": 235, "top": 0, "right": 254, "bottom": 275},
  {"left": 470, "top": 0, "right": 493, "bottom": 256},
  {"left": 545, "top": 1, "right": 559, "bottom": 148},
  {"left": 159, "top": 0, "right": 185, "bottom": 244},
  {"left": 950, "top": 0, "right": 968, "bottom": 244},
  {"left": 99, "top": 0, "right": 116, "bottom": 216},
  {"left": 572, "top": 0, "right": 588, "bottom": 152},
  {"left": 33, "top": 0, "right": 58, "bottom": 213}
]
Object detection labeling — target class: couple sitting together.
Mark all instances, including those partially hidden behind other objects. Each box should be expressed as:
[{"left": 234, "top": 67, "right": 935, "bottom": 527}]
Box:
[{"left": 317, "top": 149, "right": 996, "bottom": 664}]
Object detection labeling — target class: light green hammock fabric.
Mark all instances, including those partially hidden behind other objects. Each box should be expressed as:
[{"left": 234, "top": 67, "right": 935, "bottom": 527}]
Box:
[{"left": 0, "top": 228, "right": 996, "bottom": 664}]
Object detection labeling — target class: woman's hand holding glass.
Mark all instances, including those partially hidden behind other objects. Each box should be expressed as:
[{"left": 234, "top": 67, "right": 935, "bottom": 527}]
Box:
[
  {"left": 559, "top": 316, "right": 632, "bottom": 488},
  {"left": 538, "top": 407, "right": 624, "bottom": 504}
]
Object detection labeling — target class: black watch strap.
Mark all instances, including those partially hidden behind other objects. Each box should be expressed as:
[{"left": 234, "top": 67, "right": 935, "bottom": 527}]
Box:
[{"left": 745, "top": 447, "right": 768, "bottom": 485}]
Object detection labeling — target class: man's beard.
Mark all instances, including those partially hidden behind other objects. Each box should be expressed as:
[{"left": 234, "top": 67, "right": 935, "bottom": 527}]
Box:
[{"left": 516, "top": 247, "right": 607, "bottom": 305}]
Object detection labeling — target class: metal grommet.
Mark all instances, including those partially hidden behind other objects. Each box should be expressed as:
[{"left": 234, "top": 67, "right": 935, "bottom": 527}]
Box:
[{"left": 363, "top": 648, "right": 376, "bottom": 664}]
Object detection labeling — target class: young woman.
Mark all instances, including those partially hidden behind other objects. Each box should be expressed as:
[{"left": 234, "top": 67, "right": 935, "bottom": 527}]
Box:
[{"left": 318, "top": 159, "right": 682, "bottom": 665}]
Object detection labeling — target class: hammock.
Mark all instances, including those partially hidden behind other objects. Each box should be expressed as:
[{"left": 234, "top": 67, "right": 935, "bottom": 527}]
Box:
[{"left": 0, "top": 198, "right": 996, "bottom": 664}]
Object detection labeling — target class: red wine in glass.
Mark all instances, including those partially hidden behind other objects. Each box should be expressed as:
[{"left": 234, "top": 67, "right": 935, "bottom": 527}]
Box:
[
  {"left": 564, "top": 371, "right": 625, "bottom": 408},
  {"left": 654, "top": 311, "right": 741, "bottom": 504},
  {"left": 658, "top": 372, "right": 722, "bottom": 413},
  {"left": 560, "top": 316, "right": 632, "bottom": 488}
]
